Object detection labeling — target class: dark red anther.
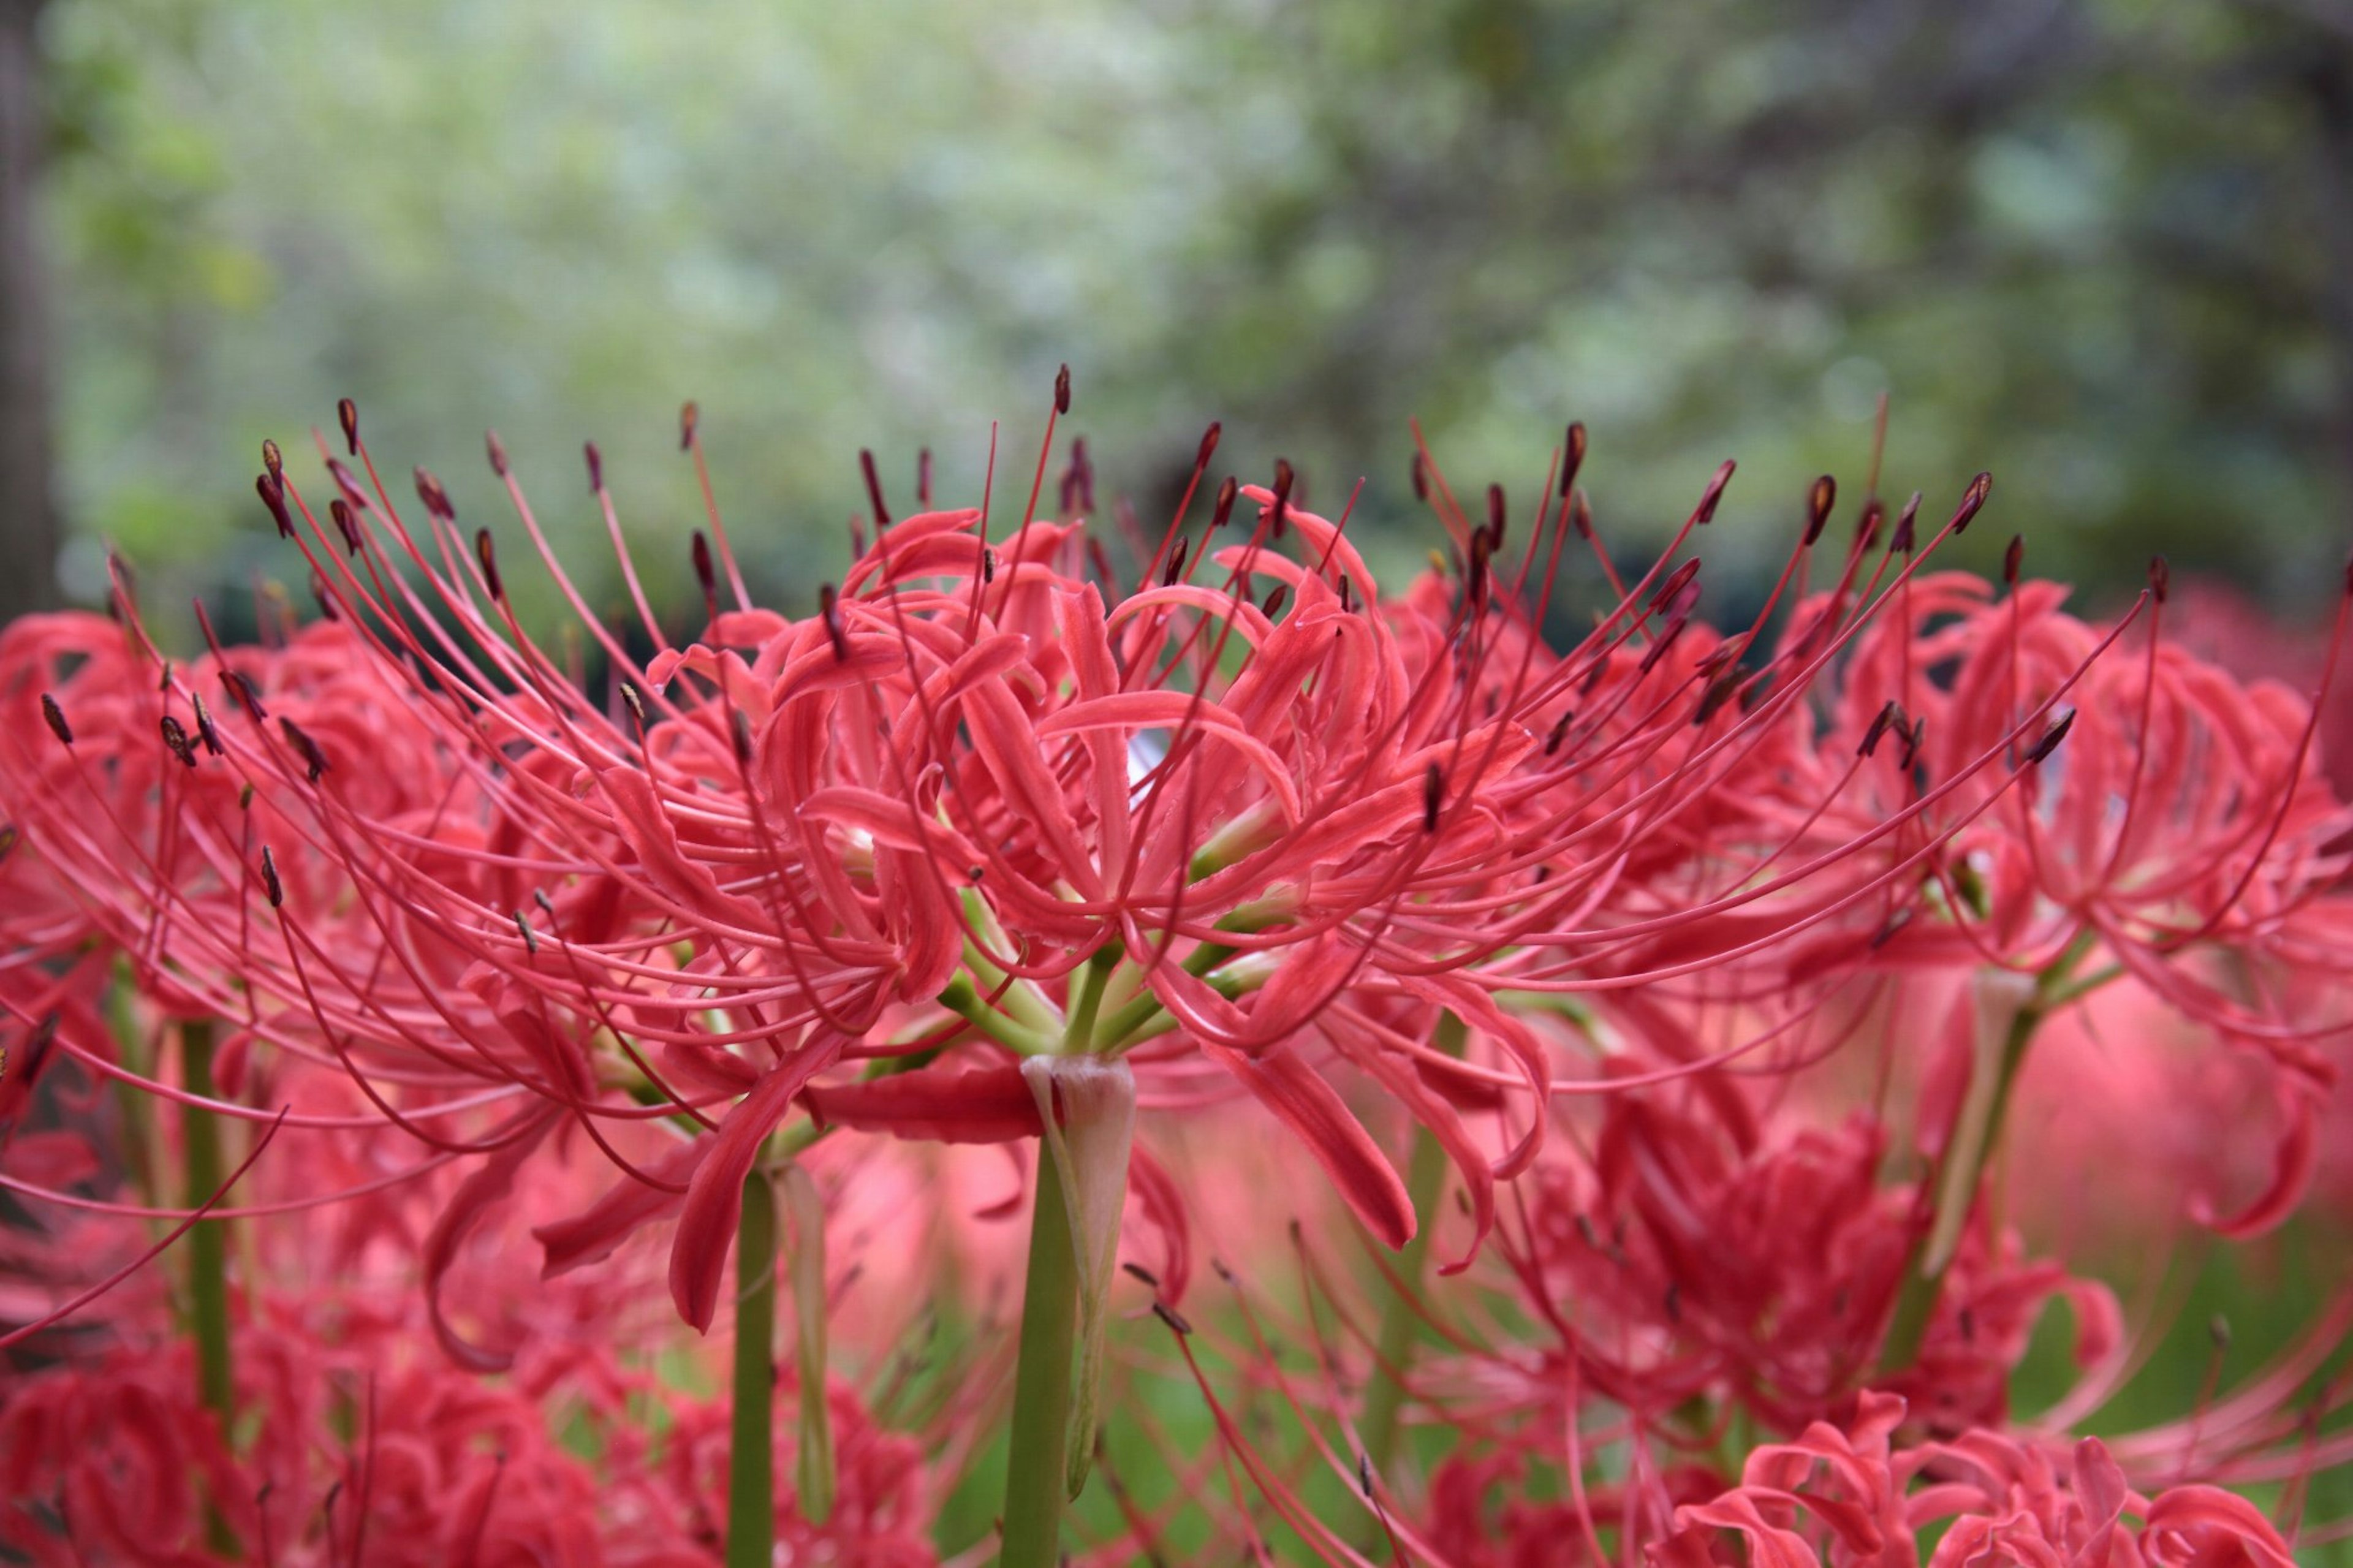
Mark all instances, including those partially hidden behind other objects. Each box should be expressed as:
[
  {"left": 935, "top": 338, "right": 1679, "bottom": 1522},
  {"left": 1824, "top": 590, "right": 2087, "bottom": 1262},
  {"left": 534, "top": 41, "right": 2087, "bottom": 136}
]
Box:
[
  {"left": 1859, "top": 700, "right": 1903, "bottom": 757},
  {"left": 819, "top": 583, "right": 849, "bottom": 661},
  {"left": 917, "top": 446, "right": 933, "bottom": 506},
  {"left": 1486, "top": 483, "right": 1507, "bottom": 549},
  {"left": 2149, "top": 556, "right": 2170, "bottom": 603},
  {"left": 1195, "top": 421, "right": 1221, "bottom": 470},
  {"left": 222, "top": 670, "right": 266, "bottom": 719},
  {"left": 260, "top": 846, "right": 284, "bottom": 908},
  {"left": 1898, "top": 716, "right": 1925, "bottom": 772},
  {"left": 982, "top": 548, "right": 996, "bottom": 585},
  {"left": 324, "top": 458, "right": 365, "bottom": 507},
  {"left": 1411, "top": 451, "right": 1428, "bottom": 502},
  {"left": 475, "top": 529, "right": 503, "bottom": 600},
  {"left": 2024, "top": 710, "right": 2075, "bottom": 765},
  {"left": 1694, "top": 459, "right": 1735, "bottom": 525},
  {"left": 2003, "top": 534, "right": 2024, "bottom": 587},
  {"left": 1422, "top": 763, "right": 1443, "bottom": 832},
  {"left": 1648, "top": 558, "right": 1700, "bottom": 614},
  {"left": 192, "top": 693, "right": 222, "bottom": 756},
  {"left": 413, "top": 468, "right": 454, "bottom": 521},
  {"left": 1639, "top": 613, "right": 1689, "bottom": 673},
  {"left": 1805, "top": 475, "right": 1836, "bottom": 545},
  {"left": 40, "top": 694, "right": 70, "bottom": 746},
  {"left": 583, "top": 442, "right": 605, "bottom": 493},
  {"left": 160, "top": 716, "right": 197, "bottom": 768},
  {"left": 1561, "top": 422, "right": 1587, "bottom": 497},
  {"left": 336, "top": 398, "right": 360, "bottom": 455},
  {"left": 1694, "top": 667, "right": 1743, "bottom": 726},
  {"left": 1260, "top": 585, "right": 1287, "bottom": 618},
  {"left": 1151, "top": 1300, "right": 1192, "bottom": 1336},
  {"left": 1210, "top": 475, "right": 1238, "bottom": 531},
  {"left": 860, "top": 447, "right": 891, "bottom": 528},
  {"left": 280, "top": 718, "right": 330, "bottom": 783},
  {"left": 330, "top": 499, "right": 361, "bottom": 555},
  {"left": 1270, "top": 458, "right": 1295, "bottom": 538},
  {"left": 1949, "top": 471, "right": 1993, "bottom": 535},
  {"left": 1856, "top": 498, "right": 1884, "bottom": 553},
  {"left": 730, "top": 708, "right": 754, "bottom": 767},
  {"left": 1545, "top": 710, "right": 1573, "bottom": 756},
  {"left": 620, "top": 681, "right": 647, "bottom": 729},
  {"left": 311, "top": 571, "right": 339, "bottom": 619},
  {"left": 692, "top": 531, "right": 716, "bottom": 616},
  {"left": 1337, "top": 576, "right": 1354, "bottom": 613},
  {"left": 261, "top": 438, "right": 284, "bottom": 482},
  {"left": 1890, "top": 493, "right": 1921, "bottom": 554},
  {"left": 486, "top": 430, "right": 510, "bottom": 477},
  {"left": 1053, "top": 363, "right": 1071, "bottom": 415},
  {"left": 679, "top": 401, "right": 699, "bottom": 452},
  {"left": 258, "top": 473, "right": 293, "bottom": 539},
  {"left": 1162, "top": 537, "right": 1189, "bottom": 586}
]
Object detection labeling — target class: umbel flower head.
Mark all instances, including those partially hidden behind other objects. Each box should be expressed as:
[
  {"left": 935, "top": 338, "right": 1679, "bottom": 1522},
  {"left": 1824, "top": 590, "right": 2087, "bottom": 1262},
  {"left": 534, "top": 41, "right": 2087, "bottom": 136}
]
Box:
[{"left": 0, "top": 377, "right": 2098, "bottom": 1359}]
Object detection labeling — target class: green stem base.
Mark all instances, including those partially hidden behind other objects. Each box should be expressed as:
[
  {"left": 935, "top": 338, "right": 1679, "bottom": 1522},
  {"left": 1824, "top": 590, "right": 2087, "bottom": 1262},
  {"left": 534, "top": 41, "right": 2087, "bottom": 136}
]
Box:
[
  {"left": 999, "top": 1137, "right": 1079, "bottom": 1568},
  {"left": 727, "top": 1170, "right": 778, "bottom": 1568}
]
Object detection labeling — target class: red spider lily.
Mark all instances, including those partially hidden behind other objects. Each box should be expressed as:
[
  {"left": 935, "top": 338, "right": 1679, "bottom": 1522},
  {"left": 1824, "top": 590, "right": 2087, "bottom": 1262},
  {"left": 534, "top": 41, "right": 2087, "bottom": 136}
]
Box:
[
  {"left": 1483, "top": 1088, "right": 2120, "bottom": 1438},
  {"left": 190, "top": 404, "right": 2073, "bottom": 1316},
  {"left": 1774, "top": 565, "right": 2353, "bottom": 1243},
  {"left": 0, "top": 1291, "right": 941, "bottom": 1567},
  {"left": 1649, "top": 1391, "right": 2299, "bottom": 1568}
]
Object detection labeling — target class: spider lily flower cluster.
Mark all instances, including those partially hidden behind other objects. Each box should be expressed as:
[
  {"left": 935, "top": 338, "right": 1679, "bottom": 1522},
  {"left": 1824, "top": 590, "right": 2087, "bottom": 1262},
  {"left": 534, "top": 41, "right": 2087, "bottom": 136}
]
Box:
[{"left": 1, "top": 378, "right": 2349, "bottom": 1566}]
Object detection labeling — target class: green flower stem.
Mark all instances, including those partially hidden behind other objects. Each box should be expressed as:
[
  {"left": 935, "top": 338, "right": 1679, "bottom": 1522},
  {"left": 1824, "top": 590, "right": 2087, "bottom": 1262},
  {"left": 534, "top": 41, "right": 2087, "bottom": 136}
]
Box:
[
  {"left": 1094, "top": 900, "right": 1292, "bottom": 1052},
  {"left": 727, "top": 1168, "right": 779, "bottom": 1568},
  {"left": 181, "top": 1020, "right": 238, "bottom": 1556},
  {"left": 1356, "top": 1012, "right": 1464, "bottom": 1507},
  {"left": 1878, "top": 937, "right": 2093, "bottom": 1374},
  {"left": 999, "top": 1136, "right": 1080, "bottom": 1568},
  {"left": 103, "top": 969, "right": 158, "bottom": 1210},
  {"left": 1063, "top": 950, "right": 1115, "bottom": 1053}
]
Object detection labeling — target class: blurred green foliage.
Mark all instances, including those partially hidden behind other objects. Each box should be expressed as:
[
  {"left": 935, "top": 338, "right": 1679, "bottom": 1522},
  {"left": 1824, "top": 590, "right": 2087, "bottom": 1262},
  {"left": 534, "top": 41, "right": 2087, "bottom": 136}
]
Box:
[{"left": 35, "top": 0, "right": 2353, "bottom": 636}]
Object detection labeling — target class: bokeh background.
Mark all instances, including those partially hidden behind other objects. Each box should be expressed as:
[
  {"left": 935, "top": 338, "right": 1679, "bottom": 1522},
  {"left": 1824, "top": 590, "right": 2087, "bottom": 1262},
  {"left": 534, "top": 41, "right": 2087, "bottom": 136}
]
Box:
[
  {"left": 7, "top": 0, "right": 2353, "bottom": 1529},
  {"left": 4, "top": 0, "right": 2352, "bottom": 645}
]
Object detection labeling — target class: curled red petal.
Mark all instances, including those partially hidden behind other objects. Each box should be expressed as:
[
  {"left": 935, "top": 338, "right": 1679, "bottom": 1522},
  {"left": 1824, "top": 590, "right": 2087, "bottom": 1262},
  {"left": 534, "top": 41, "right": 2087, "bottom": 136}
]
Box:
[
  {"left": 423, "top": 1110, "right": 558, "bottom": 1373},
  {"left": 534, "top": 1138, "right": 710, "bottom": 1279},
  {"left": 2191, "top": 1076, "right": 2317, "bottom": 1238},
  {"left": 800, "top": 1063, "right": 1044, "bottom": 1144},
  {"left": 1207, "top": 1042, "right": 1413, "bottom": 1249},
  {"left": 669, "top": 1035, "right": 845, "bottom": 1331}
]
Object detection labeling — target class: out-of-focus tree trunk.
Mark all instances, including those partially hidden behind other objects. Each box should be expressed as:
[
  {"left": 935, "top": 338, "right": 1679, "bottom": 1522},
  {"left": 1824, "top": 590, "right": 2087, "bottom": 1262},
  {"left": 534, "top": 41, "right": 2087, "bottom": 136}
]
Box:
[
  {"left": 0, "top": 0, "right": 56, "bottom": 624},
  {"left": 2312, "top": 36, "right": 2353, "bottom": 528}
]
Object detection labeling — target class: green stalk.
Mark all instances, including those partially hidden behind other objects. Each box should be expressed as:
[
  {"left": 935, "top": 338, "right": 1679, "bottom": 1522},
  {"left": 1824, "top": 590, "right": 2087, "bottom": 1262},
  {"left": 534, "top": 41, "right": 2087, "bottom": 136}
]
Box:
[
  {"left": 104, "top": 967, "right": 158, "bottom": 1210},
  {"left": 182, "top": 1020, "right": 238, "bottom": 1556},
  {"left": 1877, "top": 945, "right": 2088, "bottom": 1374},
  {"left": 727, "top": 1169, "right": 779, "bottom": 1568},
  {"left": 1356, "top": 1012, "right": 1464, "bottom": 1509},
  {"left": 999, "top": 1137, "right": 1080, "bottom": 1568}
]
